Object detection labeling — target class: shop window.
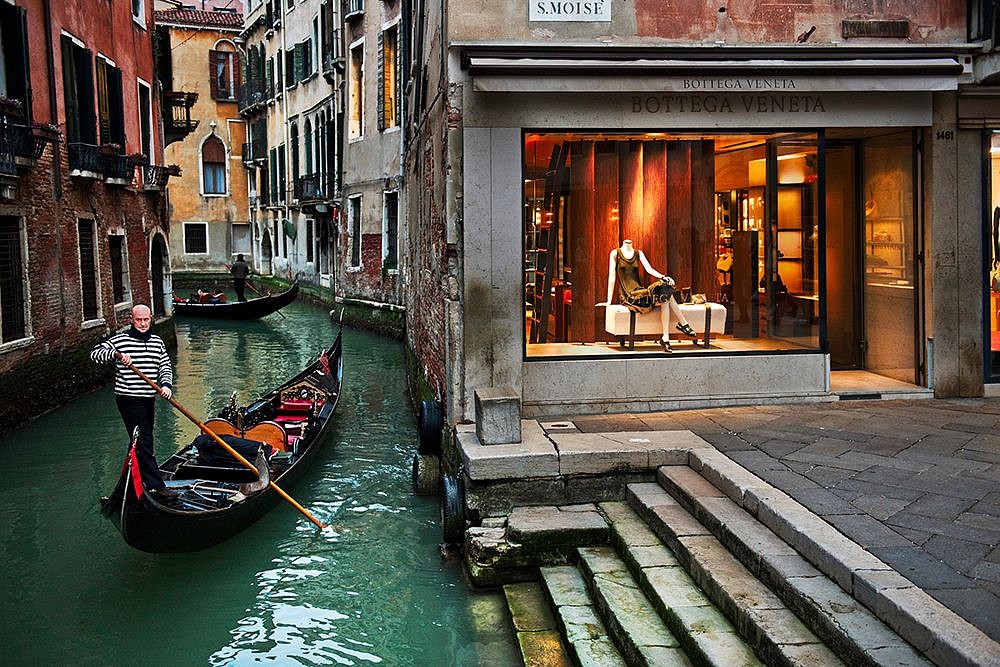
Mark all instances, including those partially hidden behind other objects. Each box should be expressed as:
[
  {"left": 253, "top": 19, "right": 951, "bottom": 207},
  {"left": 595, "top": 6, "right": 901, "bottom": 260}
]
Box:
[
  {"left": 78, "top": 219, "right": 99, "bottom": 321},
  {"left": 349, "top": 40, "right": 363, "bottom": 139},
  {"left": 378, "top": 24, "right": 398, "bottom": 131},
  {"left": 988, "top": 131, "right": 1000, "bottom": 379},
  {"left": 523, "top": 131, "right": 820, "bottom": 357},
  {"left": 108, "top": 234, "right": 130, "bottom": 305},
  {"left": 202, "top": 135, "right": 227, "bottom": 195},
  {"left": 184, "top": 222, "right": 208, "bottom": 254},
  {"left": 0, "top": 216, "right": 28, "bottom": 344}
]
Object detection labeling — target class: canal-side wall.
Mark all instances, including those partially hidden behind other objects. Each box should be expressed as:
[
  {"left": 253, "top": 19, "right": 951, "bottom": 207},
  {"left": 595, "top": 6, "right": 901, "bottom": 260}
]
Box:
[{"left": 0, "top": 319, "right": 177, "bottom": 436}]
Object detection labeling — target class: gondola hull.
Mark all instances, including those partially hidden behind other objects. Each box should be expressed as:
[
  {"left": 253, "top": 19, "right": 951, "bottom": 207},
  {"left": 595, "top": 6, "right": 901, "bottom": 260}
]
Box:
[
  {"left": 100, "top": 325, "right": 343, "bottom": 552},
  {"left": 173, "top": 282, "right": 298, "bottom": 319}
]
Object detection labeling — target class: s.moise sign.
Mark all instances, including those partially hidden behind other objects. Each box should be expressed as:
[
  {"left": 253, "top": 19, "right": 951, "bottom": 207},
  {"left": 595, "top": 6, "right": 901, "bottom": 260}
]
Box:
[{"left": 529, "top": 1, "right": 611, "bottom": 22}]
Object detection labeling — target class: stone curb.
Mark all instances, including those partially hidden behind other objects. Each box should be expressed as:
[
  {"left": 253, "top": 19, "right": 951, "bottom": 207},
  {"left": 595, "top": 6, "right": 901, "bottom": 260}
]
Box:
[{"left": 687, "top": 447, "right": 1000, "bottom": 667}]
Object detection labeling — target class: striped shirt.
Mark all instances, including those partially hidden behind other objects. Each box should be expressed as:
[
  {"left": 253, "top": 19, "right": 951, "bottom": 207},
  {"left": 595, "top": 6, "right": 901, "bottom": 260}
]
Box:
[{"left": 90, "top": 327, "right": 173, "bottom": 398}]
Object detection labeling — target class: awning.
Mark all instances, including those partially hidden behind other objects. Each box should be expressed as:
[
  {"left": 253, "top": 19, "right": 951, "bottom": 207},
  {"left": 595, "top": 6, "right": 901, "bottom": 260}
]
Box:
[{"left": 462, "top": 47, "right": 966, "bottom": 93}]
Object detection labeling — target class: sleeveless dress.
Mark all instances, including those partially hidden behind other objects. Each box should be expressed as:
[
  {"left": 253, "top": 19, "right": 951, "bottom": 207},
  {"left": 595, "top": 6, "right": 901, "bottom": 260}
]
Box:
[{"left": 615, "top": 249, "right": 673, "bottom": 314}]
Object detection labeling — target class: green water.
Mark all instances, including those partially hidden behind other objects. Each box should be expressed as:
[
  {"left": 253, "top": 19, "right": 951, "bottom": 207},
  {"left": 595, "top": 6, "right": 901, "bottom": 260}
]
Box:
[{"left": 0, "top": 300, "right": 516, "bottom": 666}]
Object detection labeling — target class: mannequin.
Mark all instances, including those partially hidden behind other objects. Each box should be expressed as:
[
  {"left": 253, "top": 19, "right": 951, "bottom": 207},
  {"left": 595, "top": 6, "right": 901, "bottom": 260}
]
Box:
[{"left": 596, "top": 240, "right": 697, "bottom": 352}]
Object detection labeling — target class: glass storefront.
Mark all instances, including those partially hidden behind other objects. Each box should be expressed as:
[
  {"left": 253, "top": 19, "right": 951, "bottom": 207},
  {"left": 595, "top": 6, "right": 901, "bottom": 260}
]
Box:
[
  {"left": 523, "top": 130, "right": 822, "bottom": 356},
  {"left": 989, "top": 131, "right": 1000, "bottom": 380}
]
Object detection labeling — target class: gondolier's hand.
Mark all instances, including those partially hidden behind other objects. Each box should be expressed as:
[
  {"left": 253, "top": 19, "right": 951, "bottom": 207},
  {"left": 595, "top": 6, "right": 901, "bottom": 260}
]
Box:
[
  {"left": 160, "top": 386, "right": 172, "bottom": 399},
  {"left": 117, "top": 352, "right": 132, "bottom": 366}
]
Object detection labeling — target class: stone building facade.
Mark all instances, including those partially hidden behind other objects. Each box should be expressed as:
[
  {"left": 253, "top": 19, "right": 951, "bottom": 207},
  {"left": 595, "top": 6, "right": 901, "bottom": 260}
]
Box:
[
  {"left": 155, "top": 7, "right": 251, "bottom": 277},
  {"left": 404, "top": 1, "right": 994, "bottom": 424}
]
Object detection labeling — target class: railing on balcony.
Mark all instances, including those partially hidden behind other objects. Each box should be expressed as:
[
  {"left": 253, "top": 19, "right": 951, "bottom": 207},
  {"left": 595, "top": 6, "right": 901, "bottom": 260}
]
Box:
[
  {"left": 0, "top": 118, "right": 55, "bottom": 174},
  {"left": 295, "top": 173, "right": 327, "bottom": 202},
  {"left": 163, "top": 91, "right": 199, "bottom": 145},
  {"left": 343, "top": 0, "right": 364, "bottom": 21},
  {"left": 241, "top": 138, "right": 267, "bottom": 165},
  {"left": 68, "top": 143, "right": 103, "bottom": 176},
  {"left": 141, "top": 163, "right": 180, "bottom": 191},
  {"left": 102, "top": 153, "right": 135, "bottom": 184},
  {"left": 238, "top": 79, "right": 270, "bottom": 114}
]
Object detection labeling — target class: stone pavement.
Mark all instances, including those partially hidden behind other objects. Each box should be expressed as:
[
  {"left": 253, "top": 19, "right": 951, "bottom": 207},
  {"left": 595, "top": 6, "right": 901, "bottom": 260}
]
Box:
[{"left": 560, "top": 397, "right": 1000, "bottom": 644}]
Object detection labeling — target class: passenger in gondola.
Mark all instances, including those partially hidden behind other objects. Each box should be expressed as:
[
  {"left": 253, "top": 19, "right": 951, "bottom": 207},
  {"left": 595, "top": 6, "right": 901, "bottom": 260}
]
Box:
[
  {"left": 90, "top": 304, "right": 177, "bottom": 500},
  {"left": 210, "top": 289, "right": 226, "bottom": 304}
]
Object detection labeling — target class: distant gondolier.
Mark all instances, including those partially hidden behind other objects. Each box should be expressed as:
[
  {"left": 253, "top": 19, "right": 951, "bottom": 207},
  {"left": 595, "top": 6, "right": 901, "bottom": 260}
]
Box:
[
  {"left": 90, "top": 304, "right": 176, "bottom": 499},
  {"left": 230, "top": 254, "right": 251, "bottom": 302}
]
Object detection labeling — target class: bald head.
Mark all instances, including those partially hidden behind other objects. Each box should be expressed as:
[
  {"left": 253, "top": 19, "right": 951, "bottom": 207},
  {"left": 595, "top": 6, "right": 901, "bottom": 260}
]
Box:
[{"left": 131, "top": 304, "right": 152, "bottom": 333}]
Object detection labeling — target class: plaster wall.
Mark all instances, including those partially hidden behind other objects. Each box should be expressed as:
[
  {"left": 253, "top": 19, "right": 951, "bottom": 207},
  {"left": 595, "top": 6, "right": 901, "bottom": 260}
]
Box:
[{"left": 446, "top": 0, "right": 965, "bottom": 45}]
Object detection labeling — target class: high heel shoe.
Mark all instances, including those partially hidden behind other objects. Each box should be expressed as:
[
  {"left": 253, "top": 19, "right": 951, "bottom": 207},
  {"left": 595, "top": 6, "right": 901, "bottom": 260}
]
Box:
[
  {"left": 660, "top": 339, "right": 673, "bottom": 353},
  {"left": 676, "top": 323, "right": 697, "bottom": 338}
]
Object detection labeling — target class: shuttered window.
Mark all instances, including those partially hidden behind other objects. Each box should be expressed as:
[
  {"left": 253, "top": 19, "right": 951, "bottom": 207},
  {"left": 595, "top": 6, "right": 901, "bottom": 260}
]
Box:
[
  {"left": 0, "top": 5, "right": 32, "bottom": 122},
  {"left": 377, "top": 26, "right": 397, "bottom": 131},
  {"left": 0, "top": 216, "right": 28, "bottom": 343},
  {"left": 78, "top": 219, "right": 99, "bottom": 321},
  {"left": 209, "top": 48, "right": 238, "bottom": 101},
  {"left": 61, "top": 36, "right": 96, "bottom": 144},
  {"left": 97, "top": 59, "right": 125, "bottom": 148}
]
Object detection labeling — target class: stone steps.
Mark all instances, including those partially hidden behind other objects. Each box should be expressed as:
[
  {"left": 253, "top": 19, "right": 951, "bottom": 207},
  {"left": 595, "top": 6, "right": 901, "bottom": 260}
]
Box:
[
  {"left": 633, "top": 467, "right": 929, "bottom": 666},
  {"left": 504, "top": 580, "right": 574, "bottom": 667},
  {"left": 539, "top": 565, "right": 628, "bottom": 666}
]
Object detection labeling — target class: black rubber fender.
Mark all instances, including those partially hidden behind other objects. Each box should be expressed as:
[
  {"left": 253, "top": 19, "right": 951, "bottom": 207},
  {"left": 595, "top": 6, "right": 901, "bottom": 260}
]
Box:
[
  {"left": 417, "top": 399, "right": 443, "bottom": 455},
  {"left": 411, "top": 453, "right": 440, "bottom": 496},
  {"left": 440, "top": 474, "right": 465, "bottom": 544}
]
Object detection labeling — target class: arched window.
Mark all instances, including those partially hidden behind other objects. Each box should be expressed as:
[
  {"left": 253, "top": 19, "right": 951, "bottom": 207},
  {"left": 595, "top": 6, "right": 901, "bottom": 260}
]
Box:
[
  {"left": 209, "top": 40, "right": 239, "bottom": 101},
  {"left": 202, "top": 135, "right": 226, "bottom": 195}
]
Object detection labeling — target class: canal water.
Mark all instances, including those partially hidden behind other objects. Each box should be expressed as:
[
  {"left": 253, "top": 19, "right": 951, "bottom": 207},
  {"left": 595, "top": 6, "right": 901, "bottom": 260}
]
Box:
[{"left": 0, "top": 299, "right": 517, "bottom": 666}]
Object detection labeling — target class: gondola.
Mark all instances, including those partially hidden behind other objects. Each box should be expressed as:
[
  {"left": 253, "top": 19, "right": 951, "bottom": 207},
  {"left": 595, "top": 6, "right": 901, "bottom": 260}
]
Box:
[
  {"left": 172, "top": 282, "right": 299, "bottom": 319},
  {"left": 99, "top": 324, "right": 344, "bottom": 553}
]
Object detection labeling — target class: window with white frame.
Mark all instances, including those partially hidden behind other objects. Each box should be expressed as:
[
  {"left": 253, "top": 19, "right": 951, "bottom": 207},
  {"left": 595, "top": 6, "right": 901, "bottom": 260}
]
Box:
[
  {"left": 137, "top": 79, "right": 153, "bottom": 167},
  {"left": 383, "top": 190, "right": 398, "bottom": 270},
  {"left": 183, "top": 222, "right": 208, "bottom": 254},
  {"left": 0, "top": 216, "right": 29, "bottom": 344},
  {"left": 202, "top": 134, "right": 227, "bottom": 195},
  {"left": 108, "top": 233, "right": 131, "bottom": 305},
  {"left": 210, "top": 41, "right": 239, "bottom": 101},
  {"left": 349, "top": 195, "right": 362, "bottom": 267},
  {"left": 131, "top": 0, "right": 145, "bottom": 28},
  {"left": 349, "top": 40, "right": 364, "bottom": 140},
  {"left": 378, "top": 24, "right": 398, "bottom": 131},
  {"left": 78, "top": 219, "right": 100, "bottom": 321}
]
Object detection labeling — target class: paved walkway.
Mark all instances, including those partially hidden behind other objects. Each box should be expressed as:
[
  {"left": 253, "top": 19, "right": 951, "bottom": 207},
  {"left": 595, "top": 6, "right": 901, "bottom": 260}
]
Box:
[{"left": 561, "top": 397, "right": 1000, "bottom": 643}]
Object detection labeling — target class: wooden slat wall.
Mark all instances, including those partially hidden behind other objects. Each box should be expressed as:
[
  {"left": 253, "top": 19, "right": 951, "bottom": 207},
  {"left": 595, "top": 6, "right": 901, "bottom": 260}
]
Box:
[
  {"left": 569, "top": 141, "right": 597, "bottom": 343},
  {"left": 641, "top": 140, "right": 668, "bottom": 271},
  {"left": 691, "top": 140, "right": 717, "bottom": 296},
  {"left": 666, "top": 142, "right": 693, "bottom": 288}
]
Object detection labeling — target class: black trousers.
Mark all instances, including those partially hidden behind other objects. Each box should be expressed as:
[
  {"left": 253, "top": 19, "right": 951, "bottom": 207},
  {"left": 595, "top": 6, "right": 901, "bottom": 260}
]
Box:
[
  {"left": 234, "top": 278, "right": 247, "bottom": 302},
  {"left": 115, "top": 394, "right": 166, "bottom": 490}
]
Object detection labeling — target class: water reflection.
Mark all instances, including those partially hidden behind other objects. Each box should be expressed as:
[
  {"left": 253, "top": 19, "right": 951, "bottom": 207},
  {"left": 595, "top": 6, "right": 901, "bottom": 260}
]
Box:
[{"left": 0, "top": 300, "right": 517, "bottom": 666}]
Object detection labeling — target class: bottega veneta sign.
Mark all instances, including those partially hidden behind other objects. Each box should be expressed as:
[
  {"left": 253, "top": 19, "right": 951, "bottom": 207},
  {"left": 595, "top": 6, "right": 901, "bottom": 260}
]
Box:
[
  {"left": 631, "top": 94, "right": 827, "bottom": 114},
  {"left": 529, "top": 1, "right": 611, "bottom": 22}
]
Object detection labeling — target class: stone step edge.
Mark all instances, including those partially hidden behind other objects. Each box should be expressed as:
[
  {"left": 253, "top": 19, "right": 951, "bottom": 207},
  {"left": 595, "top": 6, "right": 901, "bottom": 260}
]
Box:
[
  {"left": 537, "top": 566, "right": 628, "bottom": 667},
  {"left": 577, "top": 545, "right": 754, "bottom": 667},
  {"left": 638, "top": 475, "right": 924, "bottom": 667},
  {"left": 683, "top": 447, "right": 1000, "bottom": 667},
  {"left": 503, "top": 581, "right": 574, "bottom": 667},
  {"left": 601, "top": 500, "right": 845, "bottom": 667}
]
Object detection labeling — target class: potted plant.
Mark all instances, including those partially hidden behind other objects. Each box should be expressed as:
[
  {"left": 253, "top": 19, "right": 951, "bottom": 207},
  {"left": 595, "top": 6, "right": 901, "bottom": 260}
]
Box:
[
  {"left": 127, "top": 152, "right": 147, "bottom": 165},
  {"left": 0, "top": 96, "right": 23, "bottom": 118},
  {"left": 381, "top": 257, "right": 397, "bottom": 277},
  {"left": 31, "top": 123, "right": 62, "bottom": 142},
  {"left": 166, "top": 163, "right": 182, "bottom": 176},
  {"left": 99, "top": 142, "right": 122, "bottom": 156}
]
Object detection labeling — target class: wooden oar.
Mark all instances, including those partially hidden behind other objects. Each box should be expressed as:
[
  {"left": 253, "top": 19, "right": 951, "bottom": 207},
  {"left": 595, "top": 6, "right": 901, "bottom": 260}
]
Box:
[
  {"left": 227, "top": 264, "right": 287, "bottom": 319},
  {"left": 116, "top": 354, "right": 327, "bottom": 530}
]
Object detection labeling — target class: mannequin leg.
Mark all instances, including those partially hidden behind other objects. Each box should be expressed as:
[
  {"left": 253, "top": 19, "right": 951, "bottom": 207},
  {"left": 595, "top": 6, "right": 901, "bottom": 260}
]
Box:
[
  {"left": 659, "top": 303, "right": 672, "bottom": 341},
  {"left": 669, "top": 297, "right": 698, "bottom": 339}
]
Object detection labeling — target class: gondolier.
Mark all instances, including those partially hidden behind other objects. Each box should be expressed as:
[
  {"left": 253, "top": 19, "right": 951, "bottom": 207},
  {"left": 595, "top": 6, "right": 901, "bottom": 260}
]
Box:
[
  {"left": 90, "top": 304, "right": 176, "bottom": 500},
  {"left": 230, "top": 254, "right": 251, "bottom": 302}
]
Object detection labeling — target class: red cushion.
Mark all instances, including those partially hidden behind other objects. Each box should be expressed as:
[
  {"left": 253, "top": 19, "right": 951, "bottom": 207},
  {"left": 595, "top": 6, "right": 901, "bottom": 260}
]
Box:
[
  {"left": 273, "top": 415, "right": 304, "bottom": 424},
  {"left": 280, "top": 399, "right": 313, "bottom": 413}
]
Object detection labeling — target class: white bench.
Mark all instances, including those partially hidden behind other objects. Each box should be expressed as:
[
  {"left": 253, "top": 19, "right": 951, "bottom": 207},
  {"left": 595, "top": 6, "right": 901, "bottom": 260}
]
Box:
[{"left": 605, "top": 302, "right": 727, "bottom": 350}]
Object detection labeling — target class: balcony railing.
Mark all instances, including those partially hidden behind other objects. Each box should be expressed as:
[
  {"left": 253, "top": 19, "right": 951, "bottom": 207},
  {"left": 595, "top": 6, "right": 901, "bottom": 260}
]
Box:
[
  {"left": 294, "top": 173, "right": 328, "bottom": 202},
  {"left": 102, "top": 153, "right": 135, "bottom": 183},
  {"left": 238, "top": 79, "right": 270, "bottom": 114},
  {"left": 68, "top": 143, "right": 103, "bottom": 176},
  {"left": 141, "top": 163, "right": 180, "bottom": 191},
  {"left": 0, "top": 119, "right": 56, "bottom": 174},
  {"left": 163, "top": 91, "right": 199, "bottom": 145}
]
